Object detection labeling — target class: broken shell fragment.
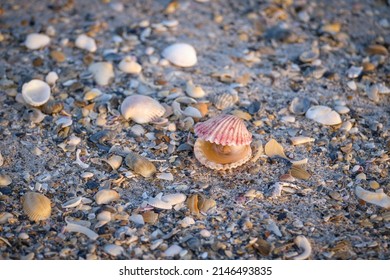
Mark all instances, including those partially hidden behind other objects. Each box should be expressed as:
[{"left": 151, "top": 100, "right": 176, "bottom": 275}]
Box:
[
  {"left": 64, "top": 222, "right": 99, "bottom": 240},
  {"left": 264, "top": 139, "right": 287, "bottom": 159},
  {"left": 105, "top": 155, "right": 123, "bottom": 170},
  {"left": 75, "top": 34, "right": 97, "bottom": 52},
  {"left": 289, "top": 97, "right": 311, "bottom": 115},
  {"left": 95, "top": 189, "right": 120, "bottom": 205},
  {"left": 161, "top": 193, "right": 187, "bottom": 205},
  {"left": 88, "top": 62, "right": 115, "bottom": 86},
  {"left": 355, "top": 186, "right": 390, "bottom": 209},
  {"left": 305, "top": 105, "right": 342, "bottom": 125},
  {"left": 186, "top": 80, "right": 206, "bottom": 98},
  {"left": 162, "top": 43, "right": 197, "bottom": 67},
  {"left": 125, "top": 152, "right": 156, "bottom": 178},
  {"left": 118, "top": 56, "right": 142, "bottom": 74},
  {"left": 22, "top": 79, "right": 51, "bottom": 106},
  {"left": 290, "top": 136, "right": 315, "bottom": 145},
  {"left": 120, "top": 95, "right": 165, "bottom": 124},
  {"left": 141, "top": 211, "right": 159, "bottom": 224},
  {"left": 194, "top": 114, "right": 252, "bottom": 170},
  {"left": 22, "top": 192, "right": 51, "bottom": 222},
  {"left": 293, "top": 235, "right": 312, "bottom": 260},
  {"left": 25, "top": 33, "right": 50, "bottom": 50},
  {"left": 148, "top": 196, "right": 172, "bottom": 210},
  {"left": 187, "top": 194, "right": 200, "bottom": 215}
]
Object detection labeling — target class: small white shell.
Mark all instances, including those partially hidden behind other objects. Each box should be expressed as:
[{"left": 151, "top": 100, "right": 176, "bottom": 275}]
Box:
[
  {"left": 355, "top": 186, "right": 390, "bottom": 209},
  {"left": 180, "top": 216, "right": 195, "bottom": 228},
  {"left": 121, "top": 95, "right": 166, "bottom": 124},
  {"left": 305, "top": 105, "right": 342, "bottom": 125},
  {"left": 95, "top": 189, "right": 120, "bottom": 205},
  {"left": 156, "top": 172, "right": 174, "bottom": 181},
  {"left": 183, "top": 106, "right": 202, "bottom": 118},
  {"left": 88, "top": 62, "right": 115, "bottom": 86},
  {"left": 105, "top": 155, "right": 123, "bottom": 170},
  {"left": 61, "top": 197, "right": 82, "bottom": 208},
  {"left": 75, "top": 34, "right": 97, "bottom": 52},
  {"left": 45, "top": 71, "right": 59, "bottom": 85},
  {"left": 118, "top": 56, "right": 142, "bottom": 74},
  {"left": 162, "top": 43, "right": 197, "bottom": 67},
  {"left": 148, "top": 196, "right": 172, "bottom": 210},
  {"left": 104, "top": 244, "right": 124, "bottom": 257},
  {"left": 22, "top": 79, "right": 51, "bottom": 106},
  {"left": 74, "top": 149, "right": 89, "bottom": 169},
  {"left": 95, "top": 211, "right": 112, "bottom": 228},
  {"left": 129, "top": 214, "right": 145, "bottom": 225},
  {"left": 25, "top": 33, "right": 50, "bottom": 50},
  {"left": 161, "top": 193, "right": 187, "bottom": 205},
  {"left": 64, "top": 222, "right": 99, "bottom": 240},
  {"left": 186, "top": 80, "right": 206, "bottom": 98},
  {"left": 293, "top": 235, "right": 312, "bottom": 260}
]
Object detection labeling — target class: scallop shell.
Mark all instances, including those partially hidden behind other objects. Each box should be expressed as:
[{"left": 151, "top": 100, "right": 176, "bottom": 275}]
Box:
[
  {"left": 162, "top": 43, "right": 197, "bottom": 67},
  {"left": 22, "top": 192, "right": 51, "bottom": 222},
  {"left": 194, "top": 114, "right": 252, "bottom": 146},
  {"left": 95, "top": 189, "right": 120, "bottom": 205},
  {"left": 305, "top": 105, "right": 342, "bottom": 125},
  {"left": 22, "top": 79, "right": 51, "bottom": 106},
  {"left": 120, "top": 95, "right": 166, "bottom": 124},
  {"left": 211, "top": 91, "right": 239, "bottom": 110},
  {"left": 125, "top": 152, "right": 156, "bottom": 178}
]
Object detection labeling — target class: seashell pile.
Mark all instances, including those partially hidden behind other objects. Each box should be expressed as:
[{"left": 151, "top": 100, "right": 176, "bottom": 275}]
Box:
[
  {"left": 120, "top": 94, "right": 165, "bottom": 124},
  {"left": 194, "top": 114, "right": 252, "bottom": 170},
  {"left": 22, "top": 192, "right": 52, "bottom": 222},
  {"left": 162, "top": 43, "right": 197, "bottom": 67},
  {"left": 22, "top": 79, "right": 51, "bottom": 106}
]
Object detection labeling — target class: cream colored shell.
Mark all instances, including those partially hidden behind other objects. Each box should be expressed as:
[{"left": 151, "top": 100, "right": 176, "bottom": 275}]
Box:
[{"left": 22, "top": 192, "right": 51, "bottom": 222}]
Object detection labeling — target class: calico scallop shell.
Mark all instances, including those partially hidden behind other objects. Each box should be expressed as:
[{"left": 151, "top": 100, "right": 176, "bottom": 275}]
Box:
[
  {"left": 120, "top": 95, "right": 166, "bottom": 124},
  {"left": 194, "top": 114, "right": 252, "bottom": 146},
  {"left": 22, "top": 79, "right": 51, "bottom": 106},
  {"left": 22, "top": 192, "right": 51, "bottom": 222},
  {"left": 194, "top": 114, "right": 252, "bottom": 170}
]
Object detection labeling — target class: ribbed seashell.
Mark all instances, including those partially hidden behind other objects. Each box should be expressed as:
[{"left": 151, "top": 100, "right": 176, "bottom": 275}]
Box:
[
  {"left": 211, "top": 91, "right": 239, "bottom": 110},
  {"left": 22, "top": 79, "right": 51, "bottom": 106},
  {"left": 194, "top": 114, "right": 252, "bottom": 146},
  {"left": 162, "top": 43, "right": 197, "bottom": 67},
  {"left": 22, "top": 192, "right": 51, "bottom": 222},
  {"left": 125, "top": 152, "right": 156, "bottom": 178},
  {"left": 161, "top": 193, "right": 187, "bottom": 205},
  {"left": 88, "top": 62, "right": 114, "bottom": 86},
  {"left": 194, "top": 114, "right": 252, "bottom": 170},
  {"left": 141, "top": 211, "right": 159, "bottom": 224},
  {"left": 120, "top": 95, "right": 166, "bottom": 124},
  {"left": 305, "top": 105, "right": 342, "bottom": 125},
  {"left": 95, "top": 189, "right": 120, "bottom": 205}
]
